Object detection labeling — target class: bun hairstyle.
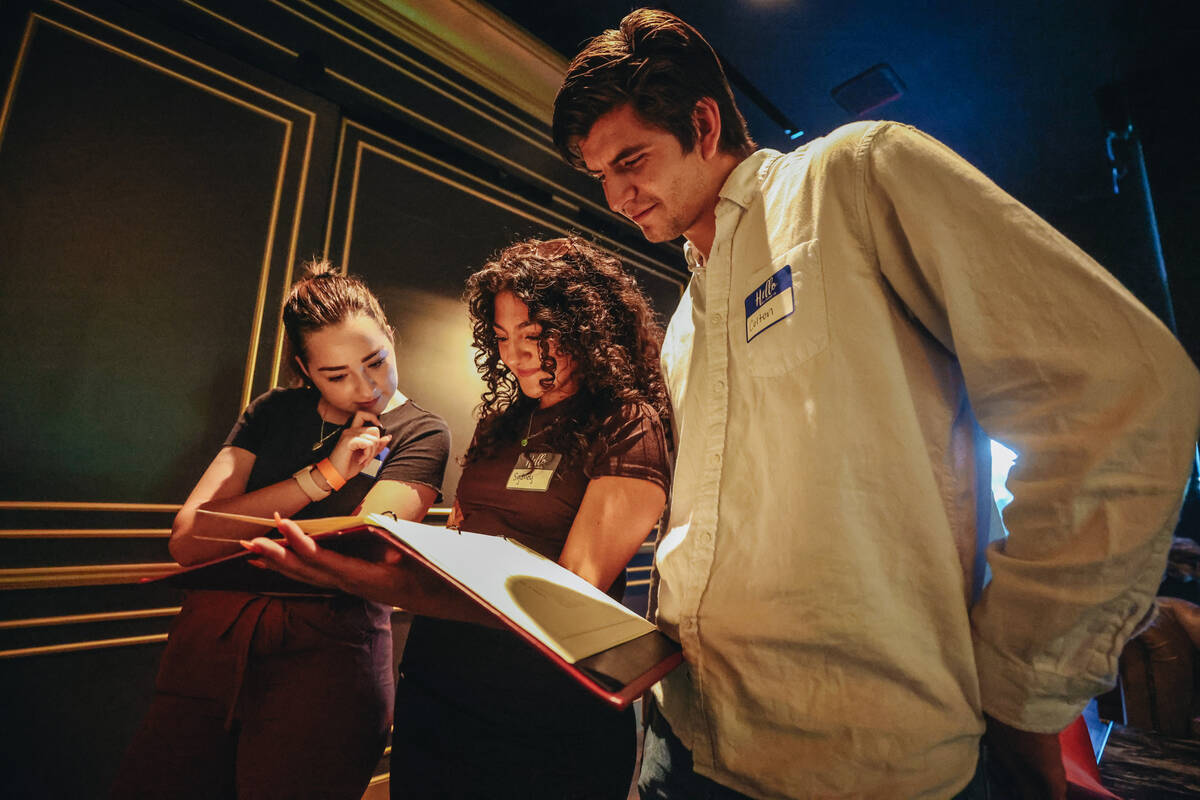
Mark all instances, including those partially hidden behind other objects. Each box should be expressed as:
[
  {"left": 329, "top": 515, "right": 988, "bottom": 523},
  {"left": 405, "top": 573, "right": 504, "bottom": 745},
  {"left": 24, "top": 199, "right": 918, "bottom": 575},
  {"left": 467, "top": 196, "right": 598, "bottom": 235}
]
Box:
[{"left": 281, "top": 259, "right": 392, "bottom": 385}]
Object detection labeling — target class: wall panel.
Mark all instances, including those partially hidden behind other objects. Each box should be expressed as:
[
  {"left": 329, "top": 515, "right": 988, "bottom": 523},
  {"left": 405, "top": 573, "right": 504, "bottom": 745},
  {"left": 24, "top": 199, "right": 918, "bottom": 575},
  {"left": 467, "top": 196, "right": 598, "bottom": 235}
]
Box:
[{"left": 0, "top": 1, "right": 329, "bottom": 505}]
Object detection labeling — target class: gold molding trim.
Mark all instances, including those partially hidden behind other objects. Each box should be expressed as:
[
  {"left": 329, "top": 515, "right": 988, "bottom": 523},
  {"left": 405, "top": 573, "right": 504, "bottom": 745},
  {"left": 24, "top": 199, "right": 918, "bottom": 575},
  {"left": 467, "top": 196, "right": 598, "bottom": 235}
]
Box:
[
  {"left": 182, "top": 0, "right": 649, "bottom": 247},
  {"left": 292, "top": 0, "right": 556, "bottom": 141},
  {"left": 323, "top": 69, "right": 626, "bottom": 239},
  {"left": 40, "top": 12, "right": 292, "bottom": 123},
  {"left": 243, "top": 120, "right": 295, "bottom": 408},
  {"left": 0, "top": 606, "right": 180, "bottom": 631},
  {"left": 181, "top": 0, "right": 298, "bottom": 58},
  {"left": 43, "top": 1, "right": 318, "bottom": 409},
  {"left": 0, "top": 501, "right": 180, "bottom": 512},
  {"left": 0, "top": 633, "right": 167, "bottom": 660},
  {"left": 0, "top": 529, "right": 170, "bottom": 538},
  {"left": 268, "top": 119, "right": 318, "bottom": 389},
  {"left": 0, "top": 16, "right": 36, "bottom": 154},
  {"left": 0, "top": 563, "right": 176, "bottom": 590},
  {"left": 626, "top": 579, "right": 651, "bottom": 589},
  {"left": 51, "top": 0, "right": 312, "bottom": 116},
  {"left": 337, "top": 121, "right": 683, "bottom": 287},
  {"left": 340, "top": 130, "right": 368, "bottom": 269},
  {"left": 323, "top": 108, "right": 353, "bottom": 260}
]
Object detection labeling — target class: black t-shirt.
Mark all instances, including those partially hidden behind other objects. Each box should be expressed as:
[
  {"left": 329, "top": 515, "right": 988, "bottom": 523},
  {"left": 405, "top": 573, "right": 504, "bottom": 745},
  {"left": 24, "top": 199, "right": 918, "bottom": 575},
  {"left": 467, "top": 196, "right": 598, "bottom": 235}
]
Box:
[{"left": 225, "top": 386, "right": 450, "bottom": 516}]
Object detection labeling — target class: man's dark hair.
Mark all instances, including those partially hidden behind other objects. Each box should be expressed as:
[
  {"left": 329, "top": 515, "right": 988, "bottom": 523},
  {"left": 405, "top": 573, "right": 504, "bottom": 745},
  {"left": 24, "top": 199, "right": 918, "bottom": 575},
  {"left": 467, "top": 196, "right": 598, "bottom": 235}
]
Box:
[{"left": 552, "top": 8, "right": 755, "bottom": 170}]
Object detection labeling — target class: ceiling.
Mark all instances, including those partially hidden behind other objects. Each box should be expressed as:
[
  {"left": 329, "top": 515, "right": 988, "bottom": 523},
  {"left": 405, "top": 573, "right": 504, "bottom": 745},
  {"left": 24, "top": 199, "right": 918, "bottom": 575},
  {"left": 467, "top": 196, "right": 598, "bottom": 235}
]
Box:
[{"left": 483, "top": 0, "right": 1191, "bottom": 221}]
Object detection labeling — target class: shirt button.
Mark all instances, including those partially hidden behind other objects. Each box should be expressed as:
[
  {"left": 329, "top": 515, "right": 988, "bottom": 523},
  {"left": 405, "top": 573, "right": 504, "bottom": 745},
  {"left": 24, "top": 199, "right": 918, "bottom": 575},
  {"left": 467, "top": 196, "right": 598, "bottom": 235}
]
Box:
[
  {"left": 714, "top": 379, "right": 725, "bottom": 393},
  {"left": 699, "top": 530, "right": 713, "bottom": 544},
  {"left": 711, "top": 312, "right": 723, "bottom": 326},
  {"left": 709, "top": 453, "right": 722, "bottom": 466}
]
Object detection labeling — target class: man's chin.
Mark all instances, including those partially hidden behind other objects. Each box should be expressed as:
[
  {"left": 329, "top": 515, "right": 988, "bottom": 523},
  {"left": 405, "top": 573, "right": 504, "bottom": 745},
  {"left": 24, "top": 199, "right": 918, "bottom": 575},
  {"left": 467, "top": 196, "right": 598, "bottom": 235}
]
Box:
[{"left": 637, "top": 224, "right": 675, "bottom": 244}]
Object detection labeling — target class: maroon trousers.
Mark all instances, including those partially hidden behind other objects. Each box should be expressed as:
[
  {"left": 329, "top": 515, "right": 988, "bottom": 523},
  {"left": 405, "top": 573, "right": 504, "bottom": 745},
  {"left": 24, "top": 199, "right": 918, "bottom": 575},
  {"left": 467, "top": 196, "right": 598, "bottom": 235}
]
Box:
[{"left": 111, "top": 591, "right": 393, "bottom": 800}]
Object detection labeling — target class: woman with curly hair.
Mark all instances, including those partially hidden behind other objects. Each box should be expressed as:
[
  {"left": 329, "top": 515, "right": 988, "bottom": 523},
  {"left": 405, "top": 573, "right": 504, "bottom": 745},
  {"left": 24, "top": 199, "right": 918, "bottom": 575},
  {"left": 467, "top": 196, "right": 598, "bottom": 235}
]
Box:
[{"left": 248, "top": 236, "right": 671, "bottom": 798}]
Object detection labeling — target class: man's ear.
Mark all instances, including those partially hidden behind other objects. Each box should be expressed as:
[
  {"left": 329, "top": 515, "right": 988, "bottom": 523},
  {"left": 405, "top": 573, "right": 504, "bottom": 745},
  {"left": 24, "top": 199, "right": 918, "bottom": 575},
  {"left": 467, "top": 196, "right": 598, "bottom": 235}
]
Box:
[{"left": 693, "top": 97, "right": 723, "bottom": 160}]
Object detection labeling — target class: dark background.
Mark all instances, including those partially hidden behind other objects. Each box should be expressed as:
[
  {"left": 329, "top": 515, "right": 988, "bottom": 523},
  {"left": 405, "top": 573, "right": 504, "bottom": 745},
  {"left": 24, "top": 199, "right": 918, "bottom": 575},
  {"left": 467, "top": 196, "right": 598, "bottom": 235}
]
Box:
[{"left": 0, "top": 0, "right": 1196, "bottom": 796}]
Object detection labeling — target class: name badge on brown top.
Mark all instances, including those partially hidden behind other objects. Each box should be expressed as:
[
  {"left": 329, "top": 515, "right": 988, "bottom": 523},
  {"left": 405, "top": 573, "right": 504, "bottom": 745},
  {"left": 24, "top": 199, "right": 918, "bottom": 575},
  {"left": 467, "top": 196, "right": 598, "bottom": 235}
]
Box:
[{"left": 506, "top": 452, "right": 562, "bottom": 492}]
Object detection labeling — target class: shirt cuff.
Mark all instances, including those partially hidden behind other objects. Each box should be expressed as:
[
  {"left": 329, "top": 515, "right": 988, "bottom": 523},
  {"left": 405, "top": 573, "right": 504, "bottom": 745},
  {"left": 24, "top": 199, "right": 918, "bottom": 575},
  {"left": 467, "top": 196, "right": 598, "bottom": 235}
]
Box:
[{"left": 972, "top": 633, "right": 1107, "bottom": 733}]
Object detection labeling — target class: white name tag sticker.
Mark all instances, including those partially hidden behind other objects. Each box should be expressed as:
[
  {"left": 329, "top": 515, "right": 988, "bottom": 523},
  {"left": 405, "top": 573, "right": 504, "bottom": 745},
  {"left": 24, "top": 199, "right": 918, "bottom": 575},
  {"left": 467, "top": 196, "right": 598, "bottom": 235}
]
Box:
[
  {"left": 506, "top": 452, "right": 563, "bottom": 492},
  {"left": 745, "top": 265, "right": 795, "bottom": 342}
]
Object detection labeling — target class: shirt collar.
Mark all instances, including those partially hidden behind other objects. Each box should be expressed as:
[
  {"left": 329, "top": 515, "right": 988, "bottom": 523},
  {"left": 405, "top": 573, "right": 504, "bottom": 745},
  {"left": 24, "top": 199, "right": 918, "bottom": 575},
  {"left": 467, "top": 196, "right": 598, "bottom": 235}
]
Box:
[
  {"left": 683, "top": 149, "right": 781, "bottom": 273},
  {"left": 717, "top": 148, "right": 779, "bottom": 209}
]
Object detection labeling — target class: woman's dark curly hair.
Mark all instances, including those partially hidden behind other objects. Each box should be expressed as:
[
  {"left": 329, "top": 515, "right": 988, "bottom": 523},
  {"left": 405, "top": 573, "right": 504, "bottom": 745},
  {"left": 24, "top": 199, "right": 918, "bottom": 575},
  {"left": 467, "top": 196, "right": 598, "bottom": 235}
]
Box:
[{"left": 464, "top": 236, "right": 670, "bottom": 465}]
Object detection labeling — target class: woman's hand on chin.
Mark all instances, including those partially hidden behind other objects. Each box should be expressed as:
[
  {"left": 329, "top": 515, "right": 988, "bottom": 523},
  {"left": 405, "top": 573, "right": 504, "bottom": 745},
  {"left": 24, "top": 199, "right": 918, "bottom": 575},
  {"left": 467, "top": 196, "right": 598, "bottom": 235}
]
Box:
[{"left": 327, "top": 411, "right": 391, "bottom": 479}]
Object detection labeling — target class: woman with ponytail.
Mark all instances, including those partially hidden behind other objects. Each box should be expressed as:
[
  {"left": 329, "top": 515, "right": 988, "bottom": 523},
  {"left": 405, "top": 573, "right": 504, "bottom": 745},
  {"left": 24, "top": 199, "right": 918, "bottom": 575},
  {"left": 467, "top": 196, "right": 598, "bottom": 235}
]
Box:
[{"left": 112, "top": 261, "right": 449, "bottom": 800}]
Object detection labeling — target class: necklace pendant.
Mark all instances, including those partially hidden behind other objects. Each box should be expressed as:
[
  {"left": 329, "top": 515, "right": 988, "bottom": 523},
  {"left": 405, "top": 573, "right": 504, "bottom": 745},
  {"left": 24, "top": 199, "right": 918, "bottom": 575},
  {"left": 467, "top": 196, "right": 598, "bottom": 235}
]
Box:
[
  {"left": 520, "top": 437, "right": 528, "bottom": 447},
  {"left": 311, "top": 441, "right": 322, "bottom": 451}
]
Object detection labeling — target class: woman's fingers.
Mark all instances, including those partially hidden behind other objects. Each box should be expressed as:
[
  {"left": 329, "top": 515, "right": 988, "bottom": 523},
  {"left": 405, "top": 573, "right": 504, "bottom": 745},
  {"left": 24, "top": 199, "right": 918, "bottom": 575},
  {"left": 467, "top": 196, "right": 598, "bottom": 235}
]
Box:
[
  {"left": 352, "top": 410, "right": 383, "bottom": 429},
  {"left": 242, "top": 534, "right": 324, "bottom": 586},
  {"left": 274, "top": 513, "right": 319, "bottom": 557},
  {"left": 331, "top": 425, "right": 391, "bottom": 478},
  {"left": 235, "top": 514, "right": 341, "bottom": 589},
  {"left": 242, "top": 513, "right": 409, "bottom": 604}
]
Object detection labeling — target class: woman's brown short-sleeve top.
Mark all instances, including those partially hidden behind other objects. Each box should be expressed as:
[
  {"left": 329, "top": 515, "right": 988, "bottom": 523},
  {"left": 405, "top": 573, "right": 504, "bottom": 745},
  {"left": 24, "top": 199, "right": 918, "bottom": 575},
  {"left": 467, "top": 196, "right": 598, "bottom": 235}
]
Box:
[{"left": 454, "top": 396, "right": 670, "bottom": 568}]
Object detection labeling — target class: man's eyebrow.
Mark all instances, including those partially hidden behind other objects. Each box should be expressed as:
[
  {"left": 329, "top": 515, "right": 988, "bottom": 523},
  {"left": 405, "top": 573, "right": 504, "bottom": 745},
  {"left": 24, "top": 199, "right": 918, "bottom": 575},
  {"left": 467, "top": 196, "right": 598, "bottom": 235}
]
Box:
[{"left": 588, "top": 145, "right": 647, "bottom": 175}]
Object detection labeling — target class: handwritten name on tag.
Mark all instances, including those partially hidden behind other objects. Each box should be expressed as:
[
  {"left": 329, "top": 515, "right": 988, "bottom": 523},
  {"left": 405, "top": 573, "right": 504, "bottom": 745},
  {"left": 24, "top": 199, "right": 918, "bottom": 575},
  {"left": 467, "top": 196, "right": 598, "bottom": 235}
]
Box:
[
  {"left": 745, "top": 265, "right": 795, "bottom": 342},
  {"left": 506, "top": 452, "right": 563, "bottom": 492}
]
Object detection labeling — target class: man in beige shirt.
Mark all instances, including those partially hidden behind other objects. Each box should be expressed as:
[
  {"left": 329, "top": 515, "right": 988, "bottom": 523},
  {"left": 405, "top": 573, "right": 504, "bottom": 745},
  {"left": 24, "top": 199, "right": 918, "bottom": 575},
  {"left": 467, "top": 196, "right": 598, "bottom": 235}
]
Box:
[{"left": 553, "top": 8, "right": 1200, "bottom": 800}]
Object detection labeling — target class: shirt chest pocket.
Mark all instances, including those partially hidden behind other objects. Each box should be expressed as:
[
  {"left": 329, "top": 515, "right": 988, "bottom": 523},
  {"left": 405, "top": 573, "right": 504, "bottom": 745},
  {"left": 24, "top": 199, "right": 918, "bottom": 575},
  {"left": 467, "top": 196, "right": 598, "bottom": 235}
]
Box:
[{"left": 735, "top": 239, "right": 828, "bottom": 377}]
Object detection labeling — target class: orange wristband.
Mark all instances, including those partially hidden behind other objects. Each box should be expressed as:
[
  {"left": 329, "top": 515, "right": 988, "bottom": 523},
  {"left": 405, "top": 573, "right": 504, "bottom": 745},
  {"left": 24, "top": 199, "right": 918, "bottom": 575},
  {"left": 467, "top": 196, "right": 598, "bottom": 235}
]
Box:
[{"left": 315, "top": 457, "right": 346, "bottom": 491}]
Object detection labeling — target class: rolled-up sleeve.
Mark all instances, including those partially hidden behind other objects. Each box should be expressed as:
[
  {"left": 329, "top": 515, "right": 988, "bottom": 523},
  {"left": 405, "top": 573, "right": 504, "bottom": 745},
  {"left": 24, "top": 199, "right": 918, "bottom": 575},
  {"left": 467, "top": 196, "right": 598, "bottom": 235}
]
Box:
[{"left": 859, "top": 122, "right": 1200, "bottom": 731}]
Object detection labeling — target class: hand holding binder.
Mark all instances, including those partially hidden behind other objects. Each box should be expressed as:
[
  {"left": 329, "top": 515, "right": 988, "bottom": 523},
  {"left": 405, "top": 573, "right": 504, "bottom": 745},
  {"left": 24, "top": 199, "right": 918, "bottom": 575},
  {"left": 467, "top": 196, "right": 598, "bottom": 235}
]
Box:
[
  {"left": 243, "top": 513, "right": 500, "bottom": 629},
  {"left": 153, "top": 509, "right": 682, "bottom": 707}
]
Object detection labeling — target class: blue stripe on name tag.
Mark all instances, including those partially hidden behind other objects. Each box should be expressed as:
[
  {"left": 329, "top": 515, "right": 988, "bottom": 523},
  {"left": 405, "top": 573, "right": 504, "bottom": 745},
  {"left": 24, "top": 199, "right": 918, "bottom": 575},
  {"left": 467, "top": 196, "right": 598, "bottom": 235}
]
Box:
[{"left": 745, "top": 265, "right": 795, "bottom": 342}]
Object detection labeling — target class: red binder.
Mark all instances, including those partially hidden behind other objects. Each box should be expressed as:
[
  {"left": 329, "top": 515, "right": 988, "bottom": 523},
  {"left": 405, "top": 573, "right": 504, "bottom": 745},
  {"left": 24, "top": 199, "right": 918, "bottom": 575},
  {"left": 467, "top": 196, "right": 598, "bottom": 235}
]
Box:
[{"left": 149, "top": 513, "right": 682, "bottom": 709}]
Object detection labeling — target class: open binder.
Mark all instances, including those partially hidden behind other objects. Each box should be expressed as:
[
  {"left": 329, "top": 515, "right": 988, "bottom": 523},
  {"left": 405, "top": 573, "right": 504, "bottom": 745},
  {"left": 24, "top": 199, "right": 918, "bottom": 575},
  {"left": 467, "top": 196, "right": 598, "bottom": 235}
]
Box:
[{"left": 148, "top": 511, "right": 682, "bottom": 708}]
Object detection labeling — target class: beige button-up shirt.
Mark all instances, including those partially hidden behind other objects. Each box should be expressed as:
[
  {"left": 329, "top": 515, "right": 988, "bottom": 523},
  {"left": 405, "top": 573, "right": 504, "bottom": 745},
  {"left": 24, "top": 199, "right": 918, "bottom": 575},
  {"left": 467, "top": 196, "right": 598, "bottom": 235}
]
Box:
[{"left": 654, "top": 121, "right": 1200, "bottom": 799}]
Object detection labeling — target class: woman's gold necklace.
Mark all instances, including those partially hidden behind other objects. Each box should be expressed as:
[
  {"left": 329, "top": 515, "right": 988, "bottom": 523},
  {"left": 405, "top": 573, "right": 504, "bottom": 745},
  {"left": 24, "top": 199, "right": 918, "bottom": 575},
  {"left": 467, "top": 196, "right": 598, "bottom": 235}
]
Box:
[
  {"left": 521, "top": 408, "right": 560, "bottom": 448},
  {"left": 520, "top": 410, "right": 537, "bottom": 448},
  {"left": 312, "top": 402, "right": 345, "bottom": 451}
]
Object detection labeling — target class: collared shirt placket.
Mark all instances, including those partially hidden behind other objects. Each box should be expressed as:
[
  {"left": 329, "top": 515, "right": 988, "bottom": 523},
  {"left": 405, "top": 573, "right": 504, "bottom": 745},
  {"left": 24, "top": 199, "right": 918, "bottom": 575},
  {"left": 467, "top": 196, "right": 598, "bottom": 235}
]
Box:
[{"left": 681, "top": 201, "right": 742, "bottom": 764}]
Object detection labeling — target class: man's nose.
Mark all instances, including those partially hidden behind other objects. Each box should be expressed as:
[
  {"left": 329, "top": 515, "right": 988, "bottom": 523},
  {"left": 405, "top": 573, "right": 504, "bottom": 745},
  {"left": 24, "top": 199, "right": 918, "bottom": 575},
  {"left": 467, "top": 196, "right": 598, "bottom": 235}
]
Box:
[{"left": 604, "top": 176, "right": 633, "bottom": 215}]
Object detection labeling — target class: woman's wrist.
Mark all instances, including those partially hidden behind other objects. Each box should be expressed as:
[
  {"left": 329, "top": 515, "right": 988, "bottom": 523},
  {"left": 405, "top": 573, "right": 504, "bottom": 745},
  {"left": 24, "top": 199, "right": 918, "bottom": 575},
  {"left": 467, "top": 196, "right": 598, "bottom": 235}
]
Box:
[
  {"left": 315, "top": 458, "right": 347, "bottom": 491},
  {"left": 293, "top": 464, "right": 332, "bottom": 502}
]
